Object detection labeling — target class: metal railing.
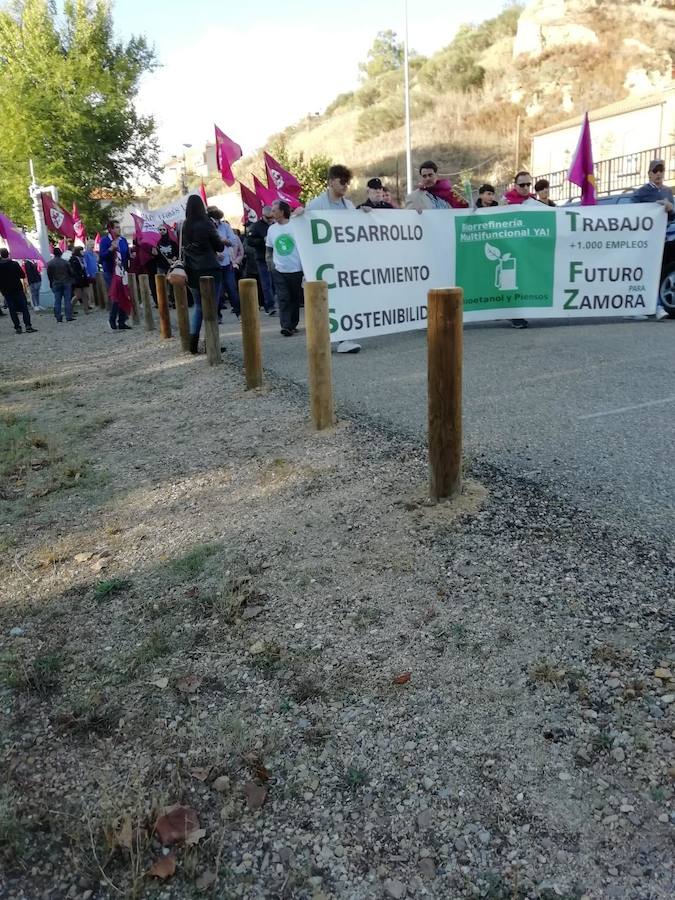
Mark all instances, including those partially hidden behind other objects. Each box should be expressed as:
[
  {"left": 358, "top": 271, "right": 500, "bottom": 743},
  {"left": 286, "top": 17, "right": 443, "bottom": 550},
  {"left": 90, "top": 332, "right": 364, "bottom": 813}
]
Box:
[{"left": 534, "top": 144, "right": 675, "bottom": 203}]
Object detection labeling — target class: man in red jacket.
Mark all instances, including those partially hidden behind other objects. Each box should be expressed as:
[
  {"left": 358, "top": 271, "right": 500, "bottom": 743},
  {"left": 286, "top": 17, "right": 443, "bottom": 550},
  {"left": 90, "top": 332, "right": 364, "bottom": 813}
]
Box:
[
  {"left": 503, "top": 171, "right": 537, "bottom": 327},
  {"left": 419, "top": 161, "right": 468, "bottom": 209}
]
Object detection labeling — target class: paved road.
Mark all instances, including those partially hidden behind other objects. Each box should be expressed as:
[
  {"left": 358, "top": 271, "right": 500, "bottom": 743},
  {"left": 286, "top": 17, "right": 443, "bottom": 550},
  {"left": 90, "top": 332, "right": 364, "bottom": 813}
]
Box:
[{"left": 222, "top": 311, "right": 675, "bottom": 536}]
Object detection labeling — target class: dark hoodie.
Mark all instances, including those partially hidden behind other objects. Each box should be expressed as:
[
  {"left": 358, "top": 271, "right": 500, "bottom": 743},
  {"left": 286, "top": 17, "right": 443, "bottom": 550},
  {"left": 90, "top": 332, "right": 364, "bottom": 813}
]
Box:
[{"left": 0, "top": 257, "right": 25, "bottom": 296}]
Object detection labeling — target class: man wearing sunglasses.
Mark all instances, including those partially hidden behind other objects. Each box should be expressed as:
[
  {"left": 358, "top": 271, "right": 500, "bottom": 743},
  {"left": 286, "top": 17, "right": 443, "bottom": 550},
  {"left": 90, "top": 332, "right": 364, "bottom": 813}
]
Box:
[
  {"left": 632, "top": 160, "right": 674, "bottom": 321},
  {"left": 299, "top": 164, "right": 362, "bottom": 352},
  {"left": 503, "top": 171, "right": 537, "bottom": 328}
]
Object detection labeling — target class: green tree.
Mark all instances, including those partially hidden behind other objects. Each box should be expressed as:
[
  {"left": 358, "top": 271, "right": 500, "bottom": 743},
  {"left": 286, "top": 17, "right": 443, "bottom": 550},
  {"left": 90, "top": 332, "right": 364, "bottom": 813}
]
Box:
[
  {"left": 359, "top": 30, "right": 404, "bottom": 81},
  {"left": 267, "top": 142, "right": 330, "bottom": 205},
  {"left": 0, "top": 0, "right": 158, "bottom": 228}
]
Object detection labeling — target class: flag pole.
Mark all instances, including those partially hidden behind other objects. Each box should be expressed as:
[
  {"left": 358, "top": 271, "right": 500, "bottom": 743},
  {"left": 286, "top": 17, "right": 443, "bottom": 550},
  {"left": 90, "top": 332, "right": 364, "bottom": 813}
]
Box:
[
  {"left": 27, "top": 158, "right": 54, "bottom": 307},
  {"left": 403, "top": 0, "right": 413, "bottom": 196}
]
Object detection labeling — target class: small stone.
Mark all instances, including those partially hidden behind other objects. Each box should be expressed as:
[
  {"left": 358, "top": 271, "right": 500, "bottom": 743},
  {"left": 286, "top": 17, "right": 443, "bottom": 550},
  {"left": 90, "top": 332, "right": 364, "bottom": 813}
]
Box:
[
  {"left": 333, "top": 846, "right": 345, "bottom": 858},
  {"left": 654, "top": 668, "right": 672, "bottom": 680},
  {"left": 454, "top": 837, "right": 467, "bottom": 852},
  {"left": 478, "top": 830, "right": 491, "bottom": 846},
  {"left": 661, "top": 694, "right": 675, "bottom": 705},
  {"left": 419, "top": 858, "right": 436, "bottom": 880},
  {"left": 606, "top": 678, "right": 621, "bottom": 689},
  {"left": 384, "top": 878, "right": 406, "bottom": 899},
  {"left": 417, "top": 810, "right": 432, "bottom": 830},
  {"left": 9, "top": 626, "right": 24, "bottom": 637},
  {"left": 422, "top": 776, "right": 434, "bottom": 791},
  {"left": 658, "top": 813, "right": 668, "bottom": 823},
  {"left": 611, "top": 747, "right": 625, "bottom": 763},
  {"left": 249, "top": 641, "right": 265, "bottom": 655},
  {"left": 212, "top": 776, "right": 230, "bottom": 793},
  {"left": 404, "top": 741, "right": 416, "bottom": 751}
]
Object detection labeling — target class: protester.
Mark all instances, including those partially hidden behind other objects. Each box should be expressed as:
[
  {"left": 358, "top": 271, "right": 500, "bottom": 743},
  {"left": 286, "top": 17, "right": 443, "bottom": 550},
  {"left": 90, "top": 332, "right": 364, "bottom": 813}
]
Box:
[
  {"left": 153, "top": 226, "right": 179, "bottom": 306},
  {"left": 207, "top": 206, "right": 241, "bottom": 320},
  {"left": 182, "top": 195, "right": 224, "bottom": 354},
  {"left": 47, "top": 247, "right": 74, "bottom": 323},
  {"left": 535, "top": 178, "right": 556, "bottom": 207},
  {"left": 358, "top": 177, "right": 394, "bottom": 209},
  {"left": 382, "top": 185, "right": 398, "bottom": 208},
  {"left": 69, "top": 245, "right": 90, "bottom": 313},
  {"left": 61, "top": 239, "right": 74, "bottom": 262},
  {"left": 23, "top": 258, "right": 45, "bottom": 311},
  {"left": 632, "top": 159, "right": 674, "bottom": 321},
  {"left": 83, "top": 239, "right": 99, "bottom": 309},
  {"left": 418, "top": 161, "right": 468, "bottom": 208},
  {"left": 503, "top": 172, "right": 537, "bottom": 205},
  {"left": 302, "top": 164, "right": 362, "bottom": 353},
  {"left": 266, "top": 199, "right": 303, "bottom": 337},
  {"left": 247, "top": 206, "right": 276, "bottom": 314},
  {"left": 476, "top": 184, "right": 498, "bottom": 208},
  {"left": 503, "top": 172, "right": 536, "bottom": 328},
  {"left": 99, "top": 220, "right": 132, "bottom": 331},
  {"left": 0, "top": 249, "right": 36, "bottom": 333}
]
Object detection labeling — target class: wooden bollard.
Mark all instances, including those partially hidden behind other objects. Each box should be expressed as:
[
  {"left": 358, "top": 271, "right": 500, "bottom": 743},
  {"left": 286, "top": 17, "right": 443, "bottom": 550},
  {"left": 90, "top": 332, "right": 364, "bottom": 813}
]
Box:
[
  {"left": 239, "top": 278, "right": 263, "bottom": 389},
  {"left": 155, "top": 273, "right": 172, "bottom": 339},
  {"left": 173, "top": 281, "right": 191, "bottom": 353},
  {"left": 199, "top": 276, "right": 221, "bottom": 366},
  {"left": 139, "top": 274, "right": 155, "bottom": 332},
  {"left": 427, "top": 287, "right": 463, "bottom": 501},
  {"left": 304, "top": 281, "right": 334, "bottom": 430},
  {"left": 128, "top": 273, "right": 140, "bottom": 325},
  {"left": 95, "top": 271, "right": 108, "bottom": 309}
]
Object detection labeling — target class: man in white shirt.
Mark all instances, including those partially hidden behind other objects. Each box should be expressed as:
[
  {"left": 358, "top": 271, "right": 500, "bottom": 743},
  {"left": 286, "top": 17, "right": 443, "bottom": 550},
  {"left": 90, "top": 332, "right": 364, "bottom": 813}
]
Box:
[
  {"left": 299, "top": 164, "right": 362, "bottom": 353},
  {"left": 266, "top": 199, "right": 304, "bottom": 337}
]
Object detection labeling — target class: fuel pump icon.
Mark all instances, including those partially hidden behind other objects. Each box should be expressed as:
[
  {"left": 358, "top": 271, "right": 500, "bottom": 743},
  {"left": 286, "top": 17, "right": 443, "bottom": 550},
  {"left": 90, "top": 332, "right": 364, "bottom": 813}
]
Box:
[{"left": 485, "top": 242, "right": 518, "bottom": 291}]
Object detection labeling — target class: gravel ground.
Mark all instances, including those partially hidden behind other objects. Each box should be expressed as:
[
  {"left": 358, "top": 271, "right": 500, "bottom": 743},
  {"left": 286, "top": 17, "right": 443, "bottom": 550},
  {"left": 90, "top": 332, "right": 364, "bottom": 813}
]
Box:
[{"left": 0, "top": 308, "right": 673, "bottom": 900}]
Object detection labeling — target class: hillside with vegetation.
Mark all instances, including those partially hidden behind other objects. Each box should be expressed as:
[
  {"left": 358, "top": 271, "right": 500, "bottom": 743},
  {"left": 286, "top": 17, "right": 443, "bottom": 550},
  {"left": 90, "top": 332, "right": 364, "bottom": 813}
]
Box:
[{"left": 226, "top": 0, "right": 674, "bottom": 202}]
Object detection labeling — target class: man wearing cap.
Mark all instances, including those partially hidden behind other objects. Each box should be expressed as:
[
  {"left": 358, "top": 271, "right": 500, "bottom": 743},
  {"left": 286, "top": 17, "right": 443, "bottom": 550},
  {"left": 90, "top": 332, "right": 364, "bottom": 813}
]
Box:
[
  {"left": 358, "top": 178, "right": 394, "bottom": 210},
  {"left": 632, "top": 159, "right": 674, "bottom": 320}
]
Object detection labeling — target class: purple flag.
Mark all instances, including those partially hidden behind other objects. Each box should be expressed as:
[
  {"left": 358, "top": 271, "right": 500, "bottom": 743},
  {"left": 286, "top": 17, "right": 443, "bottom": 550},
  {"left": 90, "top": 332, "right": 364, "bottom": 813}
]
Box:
[
  {"left": 214, "top": 124, "right": 242, "bottom": 187},
  {"left": 239, "top": 182, "right": 263, "bottom": 225},
  {"left": 264, "top": 151, "right": 302, "bottom": 198},
  {"left": 568, "top": 112, "right": 597, "bottom": 205},
  {"left": 0, "top": 211, "right": 43, "bottom": 261}
]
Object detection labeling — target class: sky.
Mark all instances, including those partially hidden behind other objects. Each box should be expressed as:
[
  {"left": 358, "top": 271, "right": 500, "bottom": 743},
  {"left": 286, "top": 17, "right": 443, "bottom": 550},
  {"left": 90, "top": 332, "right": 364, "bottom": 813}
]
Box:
[{"left": 111, "top": 0, "right": 511, "bottom": 162}]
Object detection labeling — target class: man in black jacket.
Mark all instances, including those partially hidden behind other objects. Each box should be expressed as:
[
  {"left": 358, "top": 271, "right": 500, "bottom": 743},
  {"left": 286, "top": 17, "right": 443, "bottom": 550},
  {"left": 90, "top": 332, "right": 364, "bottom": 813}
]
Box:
[
  {"left": 0, "top": 249, "right": 37, "bottom": 334},
  {"left": 246, "top": 206, "right": 276, "bottom": 314}
]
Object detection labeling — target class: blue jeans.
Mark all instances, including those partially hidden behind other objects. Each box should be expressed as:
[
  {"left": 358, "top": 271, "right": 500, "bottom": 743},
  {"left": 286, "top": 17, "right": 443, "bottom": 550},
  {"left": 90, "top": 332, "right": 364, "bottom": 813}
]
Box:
[
  {"left": 258, "top": 260, "right": 275, "bottom": 312},
  {"left": 219, "top": 264, "right": 240, "bottom": 315},
  {"left": 189, "top": 270, "right": 223, "bottom": 336},
  {"left": 29, "top": 282, "right": 41, "bottom": 308},
  {"left": 53, "top": 283, "right": 73, "bottom": 321}
]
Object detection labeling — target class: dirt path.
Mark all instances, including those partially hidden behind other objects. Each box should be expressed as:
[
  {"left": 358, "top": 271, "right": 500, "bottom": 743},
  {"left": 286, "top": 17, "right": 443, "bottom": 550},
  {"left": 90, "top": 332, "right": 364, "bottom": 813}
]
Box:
[{"left": 0, "top": 309, "right": 673, "bottom": 900}]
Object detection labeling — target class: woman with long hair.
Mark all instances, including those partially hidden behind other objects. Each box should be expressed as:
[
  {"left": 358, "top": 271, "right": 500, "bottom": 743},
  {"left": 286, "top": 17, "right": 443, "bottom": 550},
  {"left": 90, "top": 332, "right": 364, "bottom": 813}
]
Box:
[{"left": 182, "top": 195, "right": 224, "bottom": 353}]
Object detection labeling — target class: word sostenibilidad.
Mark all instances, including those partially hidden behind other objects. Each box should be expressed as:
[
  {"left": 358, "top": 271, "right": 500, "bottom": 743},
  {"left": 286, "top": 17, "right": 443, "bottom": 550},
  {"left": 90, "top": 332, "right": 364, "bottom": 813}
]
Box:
[{"left": 310, "top": 219, "right": 424, "bottom": 245}]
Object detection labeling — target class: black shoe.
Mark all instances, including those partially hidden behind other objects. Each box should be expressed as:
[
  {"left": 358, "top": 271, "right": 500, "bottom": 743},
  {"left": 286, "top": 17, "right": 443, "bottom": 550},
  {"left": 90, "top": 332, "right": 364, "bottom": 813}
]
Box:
[
  {"left": 189, "top": 334, "right": 199, "bottom": 355},
  {"left": 510, "top": 319, "right": 529, "bottom": 329},
  {"left": 267, "top": 309, "right": 277, "bottom": 316},
  {"left": 56, "top": 318, "right": 63, "bottom": 323},
  {"left": 280, "top": 328, "right": 293, "bottom": 336},
  {"left": 25, "top": 326, "right": 37, "bottom": 333},
  {"left": 14, "top": 326, "right": 22, "bottom": 334},
  {"left": 118, "top": 324, "right": 132, "bottom": 330}
]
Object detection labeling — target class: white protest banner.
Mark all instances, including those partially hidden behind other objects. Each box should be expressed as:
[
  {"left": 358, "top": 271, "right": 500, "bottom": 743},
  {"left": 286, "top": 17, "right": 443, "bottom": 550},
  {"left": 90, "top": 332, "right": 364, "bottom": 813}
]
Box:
[
  {"left": 133, "top": 192, "right": 199, "bottom": 228},
  {"left": 291, "top": 203, "right": 667, "bottom": 342}
]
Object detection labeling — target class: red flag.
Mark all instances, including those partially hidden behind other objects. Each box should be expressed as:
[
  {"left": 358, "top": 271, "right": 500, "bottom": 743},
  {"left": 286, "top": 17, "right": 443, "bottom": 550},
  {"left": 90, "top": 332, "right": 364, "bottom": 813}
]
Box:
[
  {"left": 93, "top": 232, "right": 101, "bottom": 253},
  {"left": 214, "top": 124, "right": 242, "bottom": 186},
  {"left": 199, "top": 181, "right": 208, "bottom": 204},
  {"left": 264, "top": 151, "right": 302, "bottom": 197},
  {"left": 72, "top": 202, "right": 87, "bottom": 242},
  {"left": 568, "top": 112, "right": 597, "bottom": 206},
  {"left": 252, "top": 174, "right": 278, "bottom": 207},
  {"left": 58, "top": 237, "right": 67, "bottom": 253},
  {"left": 40, "top": 193, "right": 76, "bottom": 238},
  {"left": 131, "top": 212, "right": 161, "bottom": 247},
  {"left": 0, "top": 211, "right": 44, "bottom": 262},
  {"left": 239, "top": 182, "right": 263, "bottom": 225}
]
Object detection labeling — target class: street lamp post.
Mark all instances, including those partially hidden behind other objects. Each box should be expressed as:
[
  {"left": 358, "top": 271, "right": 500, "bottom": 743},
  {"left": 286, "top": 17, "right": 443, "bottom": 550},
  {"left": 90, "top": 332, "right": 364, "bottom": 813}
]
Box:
[
  {"left": 403, "top": 0, "right": 412, "bottom": 195},
  {"left": 181, "top": 143, "right": 192, "bottom": 194},
  {"left": 28, "top": 158, "right": 55, "bottom": 308}
]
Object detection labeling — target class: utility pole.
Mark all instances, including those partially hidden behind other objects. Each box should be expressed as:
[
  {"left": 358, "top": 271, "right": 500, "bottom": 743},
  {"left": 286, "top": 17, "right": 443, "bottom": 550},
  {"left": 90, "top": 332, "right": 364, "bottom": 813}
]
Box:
[{"left": 403, "top": 0, "right": 413, "bottom": 196}]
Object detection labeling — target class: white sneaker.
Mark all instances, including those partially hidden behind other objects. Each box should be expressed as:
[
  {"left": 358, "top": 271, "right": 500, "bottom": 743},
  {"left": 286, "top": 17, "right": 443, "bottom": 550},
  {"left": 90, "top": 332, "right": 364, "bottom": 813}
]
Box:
[
  {"left": 336, "top": 340, "right": 361, "bottom": 354},
  {"left": 655, "top": 307, "right": 669, "bottom": 321}
]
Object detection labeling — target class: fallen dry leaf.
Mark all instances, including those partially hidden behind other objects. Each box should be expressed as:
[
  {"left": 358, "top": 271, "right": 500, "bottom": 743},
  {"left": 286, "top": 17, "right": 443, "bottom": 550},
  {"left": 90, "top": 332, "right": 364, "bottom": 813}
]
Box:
[
  {"left": 148, "top": 854, "right": 176, "bottom": 880},
  {"left": 149, "top": 677, "right": 169, "bottom": 689},
  {"left": 154, "top": 805, "right": 200, "bottom": 845},
  {"left": 185, "top": 827, "right": 206, "bottom": 846},
  {"left": 190, "top": 767, "right": 210, "bottom": 782},
  {"left": 243, "top": 752, "right": 270, "bottom": 782},
  {"left": 74, "top": 552, "right": 93, "bottom": 563},
  {"left": 185, "top": 586, "right": 199, "bottom": 598},
  {"left": 392, "top": 672, "right": 412, "bottom": 684},
  {"left": 115, "top": 815, "right": 133, "bottom": 850},
  {"left": 175, "top": 675, "right": 203, "bottom": 694},
  {"left": 91, "top": 559, "right": 109, "bottom": 572},
  {"left": 244, "top": 782, "right": 267, "bottom": 810}
]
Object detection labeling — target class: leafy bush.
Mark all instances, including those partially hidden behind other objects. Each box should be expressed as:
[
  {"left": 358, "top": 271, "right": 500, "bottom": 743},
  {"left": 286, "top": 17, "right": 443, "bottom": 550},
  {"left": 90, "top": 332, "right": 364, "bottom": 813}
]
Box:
[
  {"left": 356, "top": 101, "right": 405, "bottom": 143},
  {"left": 325, "top": 91, "right": 354, "bottom": 115}
]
